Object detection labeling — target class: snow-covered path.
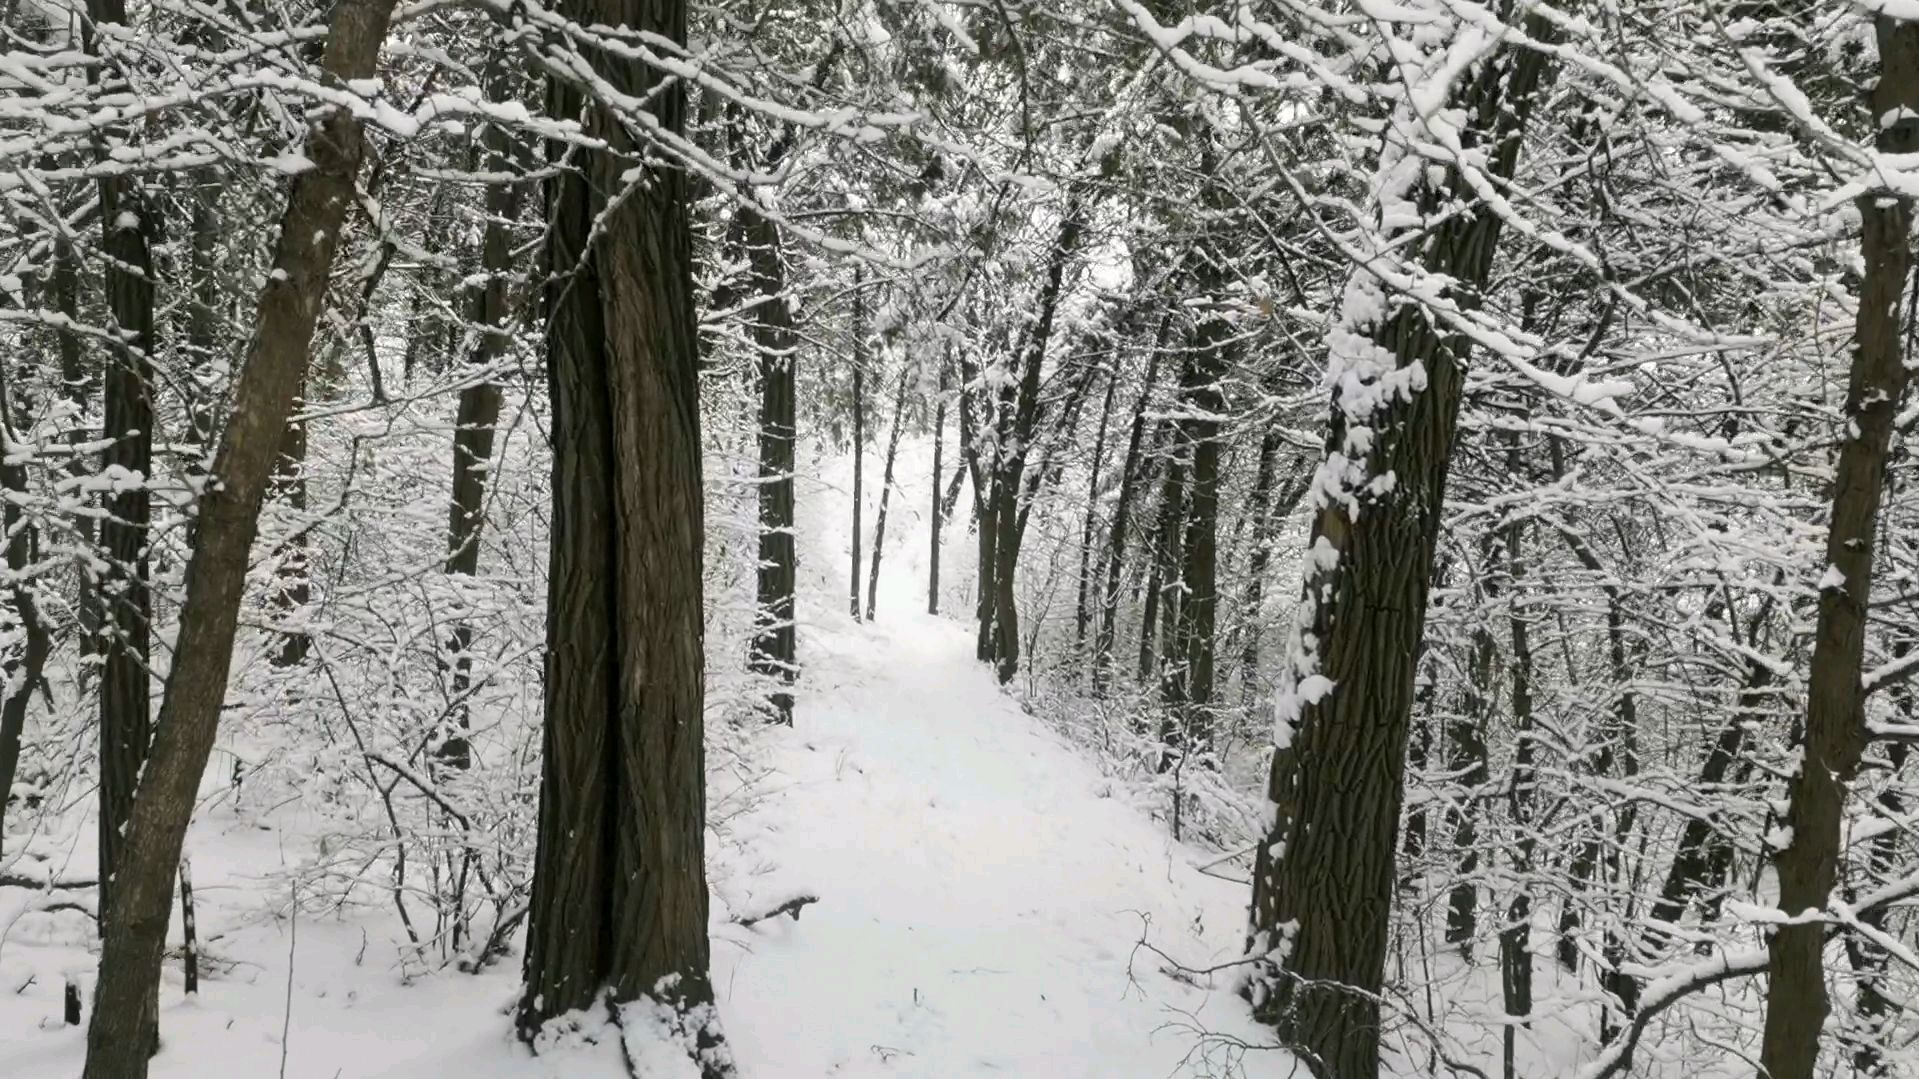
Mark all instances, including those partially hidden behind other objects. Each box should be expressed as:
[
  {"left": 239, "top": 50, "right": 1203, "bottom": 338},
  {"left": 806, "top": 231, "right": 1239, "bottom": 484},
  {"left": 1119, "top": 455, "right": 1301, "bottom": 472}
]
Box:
[
  {"left": 2, "top": 545, "right": 1270, "bottom": 1078},
  {"left": 712, "top": 609, "right": 1266, "bottom": 1078}
]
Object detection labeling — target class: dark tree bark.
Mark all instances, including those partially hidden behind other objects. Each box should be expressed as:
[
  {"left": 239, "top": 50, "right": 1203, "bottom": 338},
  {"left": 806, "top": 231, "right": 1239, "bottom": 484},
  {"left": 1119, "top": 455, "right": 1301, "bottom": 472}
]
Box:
[
  {"left": 1445, "top": 607, "right": 1495, "bottom": 955},
  {"left": 865, "top": 371, "right": 910, "bottom": 621},
  {"left": 267, "top": 383, "right": 310, "bottom": 668},
  {"left": 1163, "top": 291, "right": 1232, "bottom": 762},
  {"left": 81, "top": 0, "right": 398, "bottom": 1072},
  {"left": 1759, "top": 17, "right": 1919, "bottom": 1079},
  {"left": 0, "top": 363, "right": 51, "bottom": 843},
  {"left": 1498, "top": 515, "right": 1535, "bottom": 1079},
  {"left": 516, "top": 0, "right": 727, "bottom": 1068},
  {"left": 1245, "top": 26, "right": 1555, "bottom": 1077},
  {"left": 50, "top": 217, "right": 101, "bottom": 662},
  {"left": 92, "top": 1, "right": 159, "bottom": 945},
  {"left": 745, "top": 204, "right": 798, "bottom": 721},
  {"left": 440, "top": 58, "right": 525, "bottom": 766}
]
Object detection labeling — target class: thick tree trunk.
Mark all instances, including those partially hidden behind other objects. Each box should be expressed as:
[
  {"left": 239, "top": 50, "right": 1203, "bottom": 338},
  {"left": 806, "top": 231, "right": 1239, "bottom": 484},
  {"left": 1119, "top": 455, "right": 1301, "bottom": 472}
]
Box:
[
  {"left": 1163, "top": 298, "right": 1231, "bottom": 762},
  {"left": 94, "top": 99, "right": 157, "bottom": 955},
  {"left": 1245, "top": 26, "right": 1553, "bottom": 1077},
  {"left": 865, "top": 371, "right": 910, "bottom": 621},
  {"left": 81, "top": 1, "right": 397, "bottom": 1073},
  {"left": 516, "top": 1, "right": 726, "bottom": 1069},
  {"left": 745, "top": 205, "right": 798, "bottom": 722},
  {"left": 1759, "top": 18, "right": 1919, "bottom": 1078}
]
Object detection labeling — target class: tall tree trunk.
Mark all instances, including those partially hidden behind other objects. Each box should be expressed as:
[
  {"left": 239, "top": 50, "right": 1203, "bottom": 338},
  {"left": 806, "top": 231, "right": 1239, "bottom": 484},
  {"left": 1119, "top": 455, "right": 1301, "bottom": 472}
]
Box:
[
  {"left": 516, "top": 1, "right": 727, "bottom": 1069},
  {"left": 928, "top": 362, "right": 946, "bottom": 615},
  {"left": 95, "top": 120, "right": 157, "bottom": 980},
  {"left": 849, "top": 270, "right": 865, "bottom": 621},
  {"left": 1164, "top": 295, "right": 1231, "bottom": 763},
  {"left": 1074, "top": 365, "right": 1117, "bottom": 660},
  {"left": 865, "top": 371, "right": 910, "bottom": 621},
  {"left": 81, "top": 0, "right": 398, "bottom": 1072},
  {"left": 1759, "top": 17, "right": 1919, "bottom": 1078},
  {"left": 0, "top": 363, "right": 50, "bottom": 843},
  {"left": 440, "top": 59, "right": 524, "bottom": 765},
  {"left": 92, "top": 0, "right": 159, "bottom": 951},
  {"left": 50, "top": 217, "right": 102, "bottom": 666},
  {"left": 1245, "top": 24, "right": 1554, "bottom": 1076},
  {"left": 1498, "top": 515, "right": 1535, "bottom": 1079},
  {"left": 1092, "top": 315, "right": 1166, "bottom": 695},
  {"left": 982, "top": 188, "right": 1089, "bottom": 683},
  {"left": 1445, "top": 611, "right": 1495, "bottom": 955},
  {"left": 745, "top": 204, "right": 798, "bottom": 722},
  {"left": 1139, "top": 433, "right": 1185, "bottom": 690}
]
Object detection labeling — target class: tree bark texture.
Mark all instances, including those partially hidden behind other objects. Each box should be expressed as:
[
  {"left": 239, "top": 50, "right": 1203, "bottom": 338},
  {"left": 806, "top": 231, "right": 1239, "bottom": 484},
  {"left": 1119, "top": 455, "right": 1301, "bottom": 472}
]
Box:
[
  {"left": 517, "top": 1, "right": 726, "bottom": 1070},
  {"left": 1245, "top": 25, "right": 1554, "bottom": 1078},
  {"left": 744, "top": 205, "right": 797, "bottom": 720},
  {"left": 81, "top": 0, "right": 398, "bottom": 1073},
  {"left": 1758, "top": 16, "right": 1919, "bottom": 1079}
]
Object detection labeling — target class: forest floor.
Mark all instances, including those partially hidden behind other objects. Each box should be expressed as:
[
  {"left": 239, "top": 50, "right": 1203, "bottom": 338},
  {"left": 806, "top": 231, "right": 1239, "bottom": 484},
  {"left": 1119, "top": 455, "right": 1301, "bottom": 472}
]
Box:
[{"left": 0, "top": 586, "right": 1273, "bottom": 1075}]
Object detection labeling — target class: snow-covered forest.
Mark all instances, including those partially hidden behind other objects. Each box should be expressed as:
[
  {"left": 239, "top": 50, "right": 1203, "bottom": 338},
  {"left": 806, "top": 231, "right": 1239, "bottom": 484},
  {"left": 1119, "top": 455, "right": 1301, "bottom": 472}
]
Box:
[{"left": 2, "top": 0, "right": 1918, "bottom": 1076}]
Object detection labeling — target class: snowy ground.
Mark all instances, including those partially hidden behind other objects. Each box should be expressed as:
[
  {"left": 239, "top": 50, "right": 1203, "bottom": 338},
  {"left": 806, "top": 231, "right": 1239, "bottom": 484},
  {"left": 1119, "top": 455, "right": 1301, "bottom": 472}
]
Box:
[{"left": 0, "top": 441, "right": 1276, "bottom": 1077}]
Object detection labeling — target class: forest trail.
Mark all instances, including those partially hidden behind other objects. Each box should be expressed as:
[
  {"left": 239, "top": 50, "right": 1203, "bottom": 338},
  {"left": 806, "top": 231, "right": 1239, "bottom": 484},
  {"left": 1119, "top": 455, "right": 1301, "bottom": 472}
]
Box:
[
  {"left": 0, "top": 581, "right": 1270, "bottom": 1078},
  {"left": 712, "top": 606, "right": 1267, "bottom": 1077}
]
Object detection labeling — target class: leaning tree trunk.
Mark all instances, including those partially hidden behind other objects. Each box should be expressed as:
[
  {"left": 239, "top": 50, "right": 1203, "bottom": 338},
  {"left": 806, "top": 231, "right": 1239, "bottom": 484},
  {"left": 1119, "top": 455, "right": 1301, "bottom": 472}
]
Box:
[
  {"left": 865, "top": 370, "right": 910, "bottom": 621},
  {"left": 516, "top": 0, "right": 728, "bottom": 1069},
  {"left": 744, "top": 204, "right": 798, "bottom": 721},
  {"left": 81, "top": 1, "right": 398, "bottom": 1073},
  {"left": 1245, "top": 22, "right": 1554, "bottom": 1077},
  {"left": 1759, "top": 16, "right": 1919, "bottom": 1079}
]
